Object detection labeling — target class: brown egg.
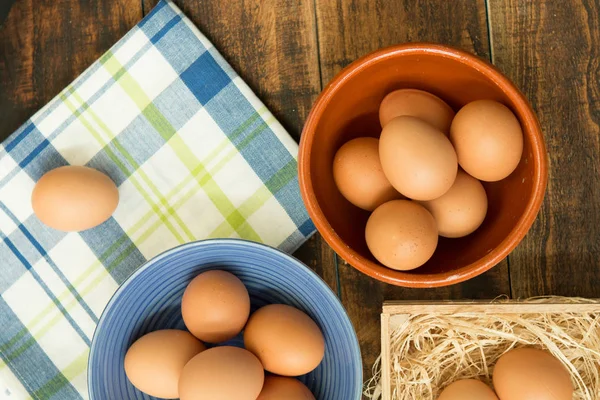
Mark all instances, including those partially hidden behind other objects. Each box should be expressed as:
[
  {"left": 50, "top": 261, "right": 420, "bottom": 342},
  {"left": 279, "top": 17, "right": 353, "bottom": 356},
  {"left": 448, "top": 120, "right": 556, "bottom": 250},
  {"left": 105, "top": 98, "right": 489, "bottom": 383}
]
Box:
[
  {"left": 379, "top": 116, "right": 458, "bottom": 201},
  {"left": 450, "top": 100, "right": 524, "bottom": 182},
  {"left": 379, "top": 88, "right": 455, "bottom": 133},
  {"left": 437, "top": 379, "right": 498, "bottom": 400},
  {"left": 365, "top": 200, "right": 438, "bottom": 271},
  {"left": 257, "top": 376, "right": 316, "bottom": 400},
  {"left": 333, "top": 137, "right": 403, "bottom": 211},
  {"left": 493, "top": 347, "right": 573, "bottom": 400},
  {"left": 124, "top": 329, "right": 205, "bottom": 399},
  {"left": 179, "top": 346, "right": 264, "bottom": 400},
  {"left": 420, "top": 170, "right": 488, "bottom": 238},
  {"left": 31, "top": 165, "right": 119, "bottom": 231},
  {"left": 244, "top": 304, "right": 325, "bottom": 376},
  {"left": 181, "top": 270, "right": 250, "bottom": 343}
]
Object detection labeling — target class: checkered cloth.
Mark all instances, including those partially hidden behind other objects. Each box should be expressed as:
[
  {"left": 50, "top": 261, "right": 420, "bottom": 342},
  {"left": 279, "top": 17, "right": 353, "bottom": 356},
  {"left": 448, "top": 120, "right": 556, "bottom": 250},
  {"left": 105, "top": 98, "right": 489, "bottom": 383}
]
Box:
[{"left": 0, "top": 1, "right": 315, "bottom": 398}]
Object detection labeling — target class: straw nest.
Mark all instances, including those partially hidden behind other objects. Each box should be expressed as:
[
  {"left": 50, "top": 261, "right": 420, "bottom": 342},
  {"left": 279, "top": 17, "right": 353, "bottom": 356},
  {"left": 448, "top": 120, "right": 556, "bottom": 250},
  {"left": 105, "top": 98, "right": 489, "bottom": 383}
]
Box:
[{"left": 364, "top": 297, "right": 600, "bottom": 400}]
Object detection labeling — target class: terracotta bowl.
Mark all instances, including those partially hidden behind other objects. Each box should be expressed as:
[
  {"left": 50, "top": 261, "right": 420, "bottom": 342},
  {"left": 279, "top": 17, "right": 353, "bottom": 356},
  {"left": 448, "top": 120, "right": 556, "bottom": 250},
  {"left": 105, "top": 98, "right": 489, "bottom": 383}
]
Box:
[{"left": 298, "top": 43, "right": 548, "bottom": 288}]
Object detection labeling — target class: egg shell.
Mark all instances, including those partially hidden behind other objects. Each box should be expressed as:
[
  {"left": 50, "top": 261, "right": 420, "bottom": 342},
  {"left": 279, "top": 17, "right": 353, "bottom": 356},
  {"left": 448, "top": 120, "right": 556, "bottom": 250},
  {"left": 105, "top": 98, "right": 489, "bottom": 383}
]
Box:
[
  {"left": 333, "top": 137, "right": 403, "bottom": 211},
  {"left": 450, "top": 99, "right": 524, "bottom": 182},
  {"left": 181, "top": 270, "right": 250, "bottom": 343},
  {"left": 31, "top": 165, "right": 119, "bottom": 232},
  {"left": 492, "top": 347, "right": 573, "bottom": 400},
  {"left": 379, "top": 88, "right": 455, "bottom": 133},
  {"left": 379, "top": 116, "right": 458, "bottom": 201},
  {"left": 178, "top": 346, "right": 264, "bottom": 400},
  {"left": 365, "top": 200, "right": 438, "bottom": 271},
  {"left": 244, "top": 304, "right": 325, "bottom": 376},
  {"left": 257, "top": 376, "right": 316, "bottom": 400},
  {"left": 123, "top": 329, "right": 205, "bottom": 399},
  {"left": 437, "top": 379, "right": 498, "bottom": 400},
  {"left": 420, "top": 170, "right": 488, "bottom": 238}
]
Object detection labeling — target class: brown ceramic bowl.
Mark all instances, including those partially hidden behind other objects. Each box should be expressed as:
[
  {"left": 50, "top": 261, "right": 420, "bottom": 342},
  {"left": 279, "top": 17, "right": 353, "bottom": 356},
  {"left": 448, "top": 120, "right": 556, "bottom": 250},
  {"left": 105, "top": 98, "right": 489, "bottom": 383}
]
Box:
[{"left": 298, "top": 43, "right": 548, "bottom": 288}]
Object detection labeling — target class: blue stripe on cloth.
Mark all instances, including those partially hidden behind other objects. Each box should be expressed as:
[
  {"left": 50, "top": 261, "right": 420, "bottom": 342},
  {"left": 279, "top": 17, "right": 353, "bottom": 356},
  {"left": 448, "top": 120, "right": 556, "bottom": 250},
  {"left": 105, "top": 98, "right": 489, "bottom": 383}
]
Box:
[
  {"left": 139, "top": 0, "right": 168, "bottom": 28},
  {"left": 3, "top": 123, "right": 36, "bottom": 153},
  {"left": 79, "top": 218, "right": 146, "bottom": 284},
  {"left": 298, "top": 219, "right": 316, "bottom": 237},
  {"left": 0, "top": 298, "right": 82, "bottom": 400},
  {"left": 153, "top": 16, "right": 207, "bottom": 74},
  {"left": 0, "top": 232, "right": 91, "bottom": 346},
  {"left": 180, "top": 51, "right": 231, "bottom": 105},
  {"left": 0, "top": 203, "right": 98, "bottom": 323},
  {"left": 19, "top": 139, "right": 50, "bottom": 168},
  {"left": 150, "top": 14, "right": 182, "bottom": 44}
]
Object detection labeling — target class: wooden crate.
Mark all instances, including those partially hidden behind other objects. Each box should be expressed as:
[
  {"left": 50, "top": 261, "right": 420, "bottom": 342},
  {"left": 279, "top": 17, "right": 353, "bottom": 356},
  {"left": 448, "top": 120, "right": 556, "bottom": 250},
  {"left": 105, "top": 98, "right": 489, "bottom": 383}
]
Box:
[{"left": 380, "top": 300, "right": 600, "bottom": 400}]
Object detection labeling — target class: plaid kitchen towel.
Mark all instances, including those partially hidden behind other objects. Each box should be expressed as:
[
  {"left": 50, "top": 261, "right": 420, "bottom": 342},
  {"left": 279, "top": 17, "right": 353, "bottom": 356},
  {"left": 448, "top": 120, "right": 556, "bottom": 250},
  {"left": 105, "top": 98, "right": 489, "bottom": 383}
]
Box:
[{"left": 0, "top": 1, "right": 315, "bottom": 398}]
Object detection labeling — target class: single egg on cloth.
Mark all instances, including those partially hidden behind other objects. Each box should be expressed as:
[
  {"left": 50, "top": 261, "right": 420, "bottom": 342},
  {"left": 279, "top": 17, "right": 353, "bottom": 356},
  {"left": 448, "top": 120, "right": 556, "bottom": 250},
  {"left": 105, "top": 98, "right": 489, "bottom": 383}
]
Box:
[
  {"left": 379, "top": 116, "right": 458, "bottom": 201},
  {"left": 181, "top": 270, "right": 250, "bottom": 343},
  {"left": 244, "top": 304, "right": 325, "bottom": 376},
  {"left": 437, "top": 379, "right": 498, "bottom": 400},
  {"left": 366, "top": 200, "right": 438, "bottom": 271},
  {"left": 379, "top": 88, "right": 455, "bottom": 133},
  {"left": 492, "top": 347, "right": 573, "bottom": 400},
  {"left": 31, "top": 165, "right": 119, "bottom": 231},
  {"left": 178, "top": 346, "right": 264, "bottom": 400},
  {"left": 257, "top": 376, "right": 316, "bottom": 400},
  {"left": 333, "top": 137, "right": 403, "bottom": 211},
  {"left": 124, "top": 329, "right": 205, "bottom": 399},
  {"left": 450, "top": 99, "right": 524, "bottom": 182},
  {"left": 420, "top": 170, "right": 488, "bottom": 238}
]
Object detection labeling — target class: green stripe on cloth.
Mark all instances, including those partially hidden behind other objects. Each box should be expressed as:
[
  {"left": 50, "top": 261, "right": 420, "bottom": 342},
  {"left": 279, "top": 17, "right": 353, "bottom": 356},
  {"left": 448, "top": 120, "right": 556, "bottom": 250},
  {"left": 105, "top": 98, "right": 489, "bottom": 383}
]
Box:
[{"left": 30, "top": 351, "right": 88, "bottom": 400}]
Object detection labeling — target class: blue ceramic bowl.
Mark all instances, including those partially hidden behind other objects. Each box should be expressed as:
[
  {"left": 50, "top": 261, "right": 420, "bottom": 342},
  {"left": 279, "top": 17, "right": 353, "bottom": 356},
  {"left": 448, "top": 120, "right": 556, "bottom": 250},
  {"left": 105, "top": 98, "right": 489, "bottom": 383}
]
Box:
[{"left": 88, "top": 239, "right": 362, "bottom": 399}]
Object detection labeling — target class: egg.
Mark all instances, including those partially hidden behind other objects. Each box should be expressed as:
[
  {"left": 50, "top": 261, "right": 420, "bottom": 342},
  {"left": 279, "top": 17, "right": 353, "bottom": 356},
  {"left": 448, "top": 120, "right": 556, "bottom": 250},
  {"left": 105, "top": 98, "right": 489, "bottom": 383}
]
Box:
[
  {"left": 493, "top": 348, "right": 573, "bottom": 400},
  {"left": 244, "top": 304, "right": 325, "bottom": 376},
  {"left": 450, "top": 100, "right": 524, "bottom": 182},
  {"left": 333, "top": 137, "right": 402, "bottom": 211},
  {"left": 379, "top": 88, "right": 455, "bottom": 133},
  {"left": 31, "top": 165, "right": 119, "bottom": 231},
  {"left": 365, "top": 200, "right": 438, "bottom": 270},
  {"left": 178, "top": 346, "right": 264, "bottom": 400},
  {"left": 124, "top": 329, "right": 205, "bottom": 399},
  {"left": 437, "top": 379, "right": 498, "bottom": 400},
  {"left": 257, "top": 376, "right": 316, "bottom": 400},
  {"left": 379, "top": 116, "right": 458, "bottom": 201},
  {"left": 181, "top": 270, "right": 250, "bottom": 343},
  {"left": 420, "top": 170, "right": 488, "bottom": 238}
]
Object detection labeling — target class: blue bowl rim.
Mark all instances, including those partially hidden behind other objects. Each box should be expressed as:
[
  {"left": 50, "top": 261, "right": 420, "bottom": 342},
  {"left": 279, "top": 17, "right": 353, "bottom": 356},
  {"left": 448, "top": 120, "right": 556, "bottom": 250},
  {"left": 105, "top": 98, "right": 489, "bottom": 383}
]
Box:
[{"left": 87, "top": 238, "right": 363, "bottom": 399}]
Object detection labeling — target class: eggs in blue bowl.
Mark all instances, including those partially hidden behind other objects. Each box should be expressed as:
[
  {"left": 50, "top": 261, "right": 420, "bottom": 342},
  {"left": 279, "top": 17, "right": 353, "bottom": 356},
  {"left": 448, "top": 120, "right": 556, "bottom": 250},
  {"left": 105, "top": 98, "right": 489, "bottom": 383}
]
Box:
[{"left": 88, "top": 239, "right": 362, "bottom": 399}]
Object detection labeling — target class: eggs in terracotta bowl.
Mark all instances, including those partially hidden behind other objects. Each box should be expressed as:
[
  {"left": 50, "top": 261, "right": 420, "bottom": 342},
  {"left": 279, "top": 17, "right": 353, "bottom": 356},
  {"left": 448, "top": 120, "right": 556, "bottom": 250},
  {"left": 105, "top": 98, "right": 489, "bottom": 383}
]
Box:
[{"left": 298, "top": 43, "right": 548, "bottom": 288}]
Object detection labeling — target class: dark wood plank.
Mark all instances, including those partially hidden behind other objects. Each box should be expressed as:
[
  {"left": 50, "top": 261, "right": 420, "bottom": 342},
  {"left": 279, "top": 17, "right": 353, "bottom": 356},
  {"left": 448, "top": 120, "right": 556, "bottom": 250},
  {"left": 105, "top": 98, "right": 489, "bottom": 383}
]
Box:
[
  {"left": 314, "top": 0, "right": 511, "bottom": 383},
  {"left": 0, "top": 0, "right": 141, "bottom": 141},
  {"left": 0, "top": 0, "right": 16, "bottom": 27},
  {"left": 147, "top": 0, "right": 339, "bottom": 289},
  {"left": 488, "top": 0, "right": 600, "bottom": 298}
]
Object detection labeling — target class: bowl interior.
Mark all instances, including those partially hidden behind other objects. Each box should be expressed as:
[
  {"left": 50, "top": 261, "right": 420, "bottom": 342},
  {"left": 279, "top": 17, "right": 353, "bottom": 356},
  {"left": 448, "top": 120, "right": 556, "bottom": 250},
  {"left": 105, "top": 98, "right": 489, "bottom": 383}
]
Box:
[
  {"left": 305, "top": 47, "right": 544, "bottom": 285},
  {"left": 88, "top": 239, "right": 362, "bottom": 400}
]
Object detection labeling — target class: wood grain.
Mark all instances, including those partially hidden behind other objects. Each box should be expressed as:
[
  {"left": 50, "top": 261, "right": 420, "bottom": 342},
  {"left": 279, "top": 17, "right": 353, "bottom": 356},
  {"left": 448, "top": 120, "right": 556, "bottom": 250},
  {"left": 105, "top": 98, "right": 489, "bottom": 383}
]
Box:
[
  {"left": 148, "top": 0, "right": 339, "bottom": 289},
  {"left": 488, "top": 0, "right": 600, "bottom": 298},
  {"left": 0, "top": 0, "right": 141, "bottom": 141},
  {"left": 314, "top": 0, "right": 512, "bottom": 382}
]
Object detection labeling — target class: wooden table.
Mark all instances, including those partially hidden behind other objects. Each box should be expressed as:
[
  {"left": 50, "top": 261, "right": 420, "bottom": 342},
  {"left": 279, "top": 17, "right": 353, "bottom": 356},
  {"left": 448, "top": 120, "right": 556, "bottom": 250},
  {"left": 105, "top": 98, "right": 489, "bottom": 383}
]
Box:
[{"left": 1, "top": 0, "right": 599, "bottom": 394}]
